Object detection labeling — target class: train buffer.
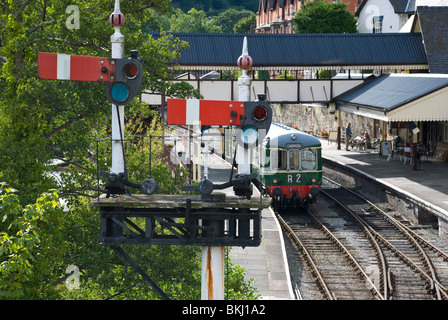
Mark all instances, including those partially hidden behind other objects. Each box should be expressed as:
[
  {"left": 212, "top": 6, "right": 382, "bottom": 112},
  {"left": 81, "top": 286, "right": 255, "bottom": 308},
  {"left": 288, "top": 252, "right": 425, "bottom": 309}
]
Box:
[{"left": 90, "top": 193, "right": 271, "bottom": 247}]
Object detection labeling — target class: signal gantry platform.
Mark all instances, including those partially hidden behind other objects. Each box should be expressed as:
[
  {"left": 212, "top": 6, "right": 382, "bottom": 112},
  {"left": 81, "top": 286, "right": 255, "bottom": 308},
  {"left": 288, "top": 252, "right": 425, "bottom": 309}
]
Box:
[{"left": 90, "top": 193, "right": 271, "bottom": 247}]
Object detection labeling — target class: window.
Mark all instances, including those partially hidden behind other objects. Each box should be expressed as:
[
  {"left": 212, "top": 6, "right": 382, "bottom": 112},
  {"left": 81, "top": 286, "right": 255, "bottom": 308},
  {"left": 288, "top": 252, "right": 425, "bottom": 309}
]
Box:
[
  {"left": 270, "top": 149, "right": 287, "bottom": 170},
  {"left": 301, "top": 149, "right": 317, "bottom": 171},
  {"left": 373, "top": 16, "right": 383, "bottom": 33},
  {"left": 270, "top": 148, "right": 318, "bottom": 171},
  {"left": 289, "top": 150, "right": 300, "bottom": 170}
]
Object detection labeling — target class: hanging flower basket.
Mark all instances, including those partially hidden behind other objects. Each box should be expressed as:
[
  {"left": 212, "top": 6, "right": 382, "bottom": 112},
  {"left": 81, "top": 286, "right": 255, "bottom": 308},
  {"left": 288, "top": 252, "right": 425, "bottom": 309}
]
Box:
[{"left": 321, "top": 129, "right": 328, "bottom": 138}]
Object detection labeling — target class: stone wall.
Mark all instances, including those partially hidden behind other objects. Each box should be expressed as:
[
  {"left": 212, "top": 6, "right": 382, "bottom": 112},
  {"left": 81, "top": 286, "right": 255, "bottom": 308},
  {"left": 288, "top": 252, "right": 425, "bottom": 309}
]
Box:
[{"left": 271, "top": 103, "right": 376, "bottom": 138}]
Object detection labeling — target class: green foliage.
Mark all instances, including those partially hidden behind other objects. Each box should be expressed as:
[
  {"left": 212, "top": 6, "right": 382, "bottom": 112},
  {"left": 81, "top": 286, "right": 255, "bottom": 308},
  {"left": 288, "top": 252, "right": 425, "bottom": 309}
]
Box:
[
  {"left": 233, "top": 12, "right": 256, "bottom": 33},
  {"left": 143, "top": 8, "right": 255, "bottom": 34},
  {"left": 210, "top": 9, "right": 255, "bottom": 33},
  {"left": 0, "top": 0, "right": 199, "bottom": 204},
  {"left": 294, "top": 0, "right": 358, "bottom": 34},
  {"left": 141, "top": 8, "right": 172, "bottom": 33},
  {"left": 169, "top": 8, "right": 222, "bottom": 33},
  {"left": 0, "top": 184, "right": 64, "bottom": 299},
  {"left": 0, "top": 0, "right": 258, "bottom": 300},
  {"left": 171, "top": 0, "right": 259, "bottom": 16},
  {"left": 275, "top": 73, "right": 295, "bottom": 80},
  {"left": 257, "top": 70, "right": 271, "bottom": 80}
]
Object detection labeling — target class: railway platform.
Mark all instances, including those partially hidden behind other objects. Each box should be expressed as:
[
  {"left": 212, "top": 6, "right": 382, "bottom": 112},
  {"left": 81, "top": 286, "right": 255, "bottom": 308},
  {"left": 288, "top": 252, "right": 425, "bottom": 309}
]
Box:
[
  {"left": 320, "top": 139, "right": 448, "bottom": 240},
  {"left": 204, "top": 153, "right": 295, "bottom": 300}
]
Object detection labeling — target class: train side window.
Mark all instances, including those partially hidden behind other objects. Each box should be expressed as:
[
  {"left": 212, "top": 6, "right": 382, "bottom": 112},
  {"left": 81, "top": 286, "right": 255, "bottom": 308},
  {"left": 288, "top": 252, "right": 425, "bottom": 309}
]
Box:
[
  {"left": 301, "top": 149, "right": 317, "bottom": 170},
  {"left": 270, "top": 149, "right": 287, "bottom": 170},
  {"left": 289, "top": 150, "right": 300, "bottom": 170}
]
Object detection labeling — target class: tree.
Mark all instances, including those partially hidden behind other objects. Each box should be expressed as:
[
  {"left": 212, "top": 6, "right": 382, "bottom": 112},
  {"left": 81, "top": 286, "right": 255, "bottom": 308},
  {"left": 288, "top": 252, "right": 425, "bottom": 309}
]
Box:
[
  {"left": 170, "top": 0, "right": 259, "bottom": 16},
  {"left": 165, "top": 8, "right": 255, "bottom": 34},
  {"left": 0, "top": 0, "right": 199, "bottom": 203},
  {"left": 210, "top": 8, "right": 255, "bottom": 33},
  {"left": 0, "top": 0, "right": 257, "bottom": 300},
  {"left": 0, "top": 0, "right": 198, "bottom": 300},
  {"left": 141, "top": 8, "right": 172, "bottom": 33},
  {"left": 0, "top": 185, "right": 65, "bottom": 298},
  {"left": 294, "top": 0, "right": 358, "bottom": 34},
  {"left": 168, "top": 8, "right": 222, "bottom": 33},
  {"left": 234, "top": 12, "right": 256, "bottom": 33}
]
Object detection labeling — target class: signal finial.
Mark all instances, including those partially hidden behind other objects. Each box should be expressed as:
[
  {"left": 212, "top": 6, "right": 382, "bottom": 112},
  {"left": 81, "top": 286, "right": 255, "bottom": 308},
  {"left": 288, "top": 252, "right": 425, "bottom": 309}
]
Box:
[
  {"left": 110, "top": 0, "right": 125, "bottom": 27},
  {"left": 237, "top": 37, "right": 253, "bottom": 71}
]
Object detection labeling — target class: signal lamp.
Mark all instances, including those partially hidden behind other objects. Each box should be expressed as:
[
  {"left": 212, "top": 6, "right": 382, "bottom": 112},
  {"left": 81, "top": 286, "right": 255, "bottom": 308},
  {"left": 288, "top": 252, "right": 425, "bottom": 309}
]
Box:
[
  {"left": 107, "top": 54, "right": 143, "bottom": 106},
  {"left": 236, "top": 99, "right": 272, "bottom": 148},
  {"left": 253, "top": 105, "right": 267, "bottom": 121},
  {"left": 110, "top": 82, "right": 129, "bottom": 103},
  {"left": 240, "top": 125, "right": 258, "bottom": 146},
  {"left": 123, "top": 62, "right": 139, "bottom": 78}
]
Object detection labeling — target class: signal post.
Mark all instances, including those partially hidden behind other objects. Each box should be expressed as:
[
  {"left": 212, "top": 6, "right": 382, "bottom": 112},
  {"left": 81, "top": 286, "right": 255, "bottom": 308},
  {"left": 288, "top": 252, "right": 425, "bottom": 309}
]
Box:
[
  {"left": 39, "top": 2, "right": 272, "bottom": 299},
  {"left": 110, "top": 0, "right": 125, "bottom": 175},
  {"left": 236, "top": 36, "right": 253, "bottom": 174}
]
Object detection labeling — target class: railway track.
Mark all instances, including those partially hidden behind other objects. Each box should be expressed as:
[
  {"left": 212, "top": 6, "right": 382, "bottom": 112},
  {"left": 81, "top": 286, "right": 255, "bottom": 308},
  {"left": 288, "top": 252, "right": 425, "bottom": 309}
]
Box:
[
  {"left": 279, "top": 211, "right": 380, "bottom": 299},
  {"left": 278, "top": 176, "right": 448, "bottom": 300}
]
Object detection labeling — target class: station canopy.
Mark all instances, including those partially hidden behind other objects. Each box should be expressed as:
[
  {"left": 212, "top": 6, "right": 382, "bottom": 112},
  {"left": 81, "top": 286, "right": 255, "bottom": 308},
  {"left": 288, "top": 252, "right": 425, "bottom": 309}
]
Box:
[
  {"left": 334, "top": 73, "right": 448, "bottom": 122},
  {"left": 149, "top": 32, "right": 429, "bottom": 71}
]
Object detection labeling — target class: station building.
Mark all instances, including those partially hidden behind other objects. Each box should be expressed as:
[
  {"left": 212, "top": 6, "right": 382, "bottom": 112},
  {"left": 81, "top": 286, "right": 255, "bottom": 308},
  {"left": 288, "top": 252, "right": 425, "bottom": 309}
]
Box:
[
  {"left": 144, "top": 5, "right": 448, "bottom": 164},
  {"left": 255, "top": 0, "right": 362, "bottom": 34},
  {"left": 331, "top": 6, "right": 448, "bottom": 162}
]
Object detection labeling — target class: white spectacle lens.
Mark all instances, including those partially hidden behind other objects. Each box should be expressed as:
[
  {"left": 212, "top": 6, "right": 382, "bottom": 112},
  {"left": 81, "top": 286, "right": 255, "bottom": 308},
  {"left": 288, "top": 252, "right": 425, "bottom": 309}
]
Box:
[{"left": 241, "top": 126, "right": 258, "bottom": 145}]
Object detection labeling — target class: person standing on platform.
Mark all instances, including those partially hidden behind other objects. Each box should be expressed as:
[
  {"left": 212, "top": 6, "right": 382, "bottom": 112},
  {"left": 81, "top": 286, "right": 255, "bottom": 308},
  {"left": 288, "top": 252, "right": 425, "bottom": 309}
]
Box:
[{"left": 345, "top": 122, "right": 352, "bottom": 151}]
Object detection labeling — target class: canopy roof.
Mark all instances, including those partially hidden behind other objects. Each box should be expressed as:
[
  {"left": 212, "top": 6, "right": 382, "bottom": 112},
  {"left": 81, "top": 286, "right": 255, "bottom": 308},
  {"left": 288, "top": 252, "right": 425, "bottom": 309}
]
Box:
[
  {"left": 149, "top": 33, "right": 428, "bottom": 71},
  {"left": 335, "top": 73, "right": 448, "bottom": 122}
]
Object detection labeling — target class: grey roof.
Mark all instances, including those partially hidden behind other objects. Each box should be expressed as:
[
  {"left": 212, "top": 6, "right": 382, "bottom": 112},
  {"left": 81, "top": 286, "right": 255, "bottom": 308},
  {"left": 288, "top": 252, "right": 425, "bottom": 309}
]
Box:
[
  {"left": 149, "top": 33, "right": 428, "bottom": 70},
  {"left": 356, "top": 0, "right": 415, "bottom": 15},
  {"left": 416, "top": 6, "right": 448, "bottom": 74},
  {"left": 334, "top": 73, "right": 448, "bottom": 110},
  {"left": 390, "top": 0, "right": 415, "bottom": 13}
]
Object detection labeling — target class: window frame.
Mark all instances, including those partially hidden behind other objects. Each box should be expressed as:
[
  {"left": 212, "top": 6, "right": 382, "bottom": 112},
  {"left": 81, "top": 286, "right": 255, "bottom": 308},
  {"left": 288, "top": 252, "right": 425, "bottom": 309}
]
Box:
[{"left": 300, "top": 148, "right": 318, "bottom": 171}]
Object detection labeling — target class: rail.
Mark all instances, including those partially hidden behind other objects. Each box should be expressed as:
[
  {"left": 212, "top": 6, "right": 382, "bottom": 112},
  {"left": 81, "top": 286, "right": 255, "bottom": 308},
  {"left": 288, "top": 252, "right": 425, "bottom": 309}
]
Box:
[
  {"left": 276, "top": 213, "right": 335, "bottom": 300},
  {"left": 319, "top": 188, "right": 391, "bottom": 300},
  {"left": 277, "top": 208, "right": 384, "bottom": 300},
  {"left": 323, "top": 176, "right": 448, "bottom": 300},
  {"left": 307, "top": 211, "right": 385, "bottom": 300}
]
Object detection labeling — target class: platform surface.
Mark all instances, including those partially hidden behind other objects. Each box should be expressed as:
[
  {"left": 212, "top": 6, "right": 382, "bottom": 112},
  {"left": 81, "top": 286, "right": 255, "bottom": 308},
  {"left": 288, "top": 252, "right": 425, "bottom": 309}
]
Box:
[{"left": 321, "top": 139, "right": 448, "bottom": 217}]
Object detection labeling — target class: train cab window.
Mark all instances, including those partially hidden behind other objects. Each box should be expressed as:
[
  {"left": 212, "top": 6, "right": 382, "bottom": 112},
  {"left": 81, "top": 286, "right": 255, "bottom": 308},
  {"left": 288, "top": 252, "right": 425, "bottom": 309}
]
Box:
[
  {"left": 270, "top": 149, "right": 287, "bottom": 170},
  {"left": 289, "top": 150, "right": 300, "bottom": 170},
  {"left": 301, "top": 149, "right": 317, "bottom": 170}
]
